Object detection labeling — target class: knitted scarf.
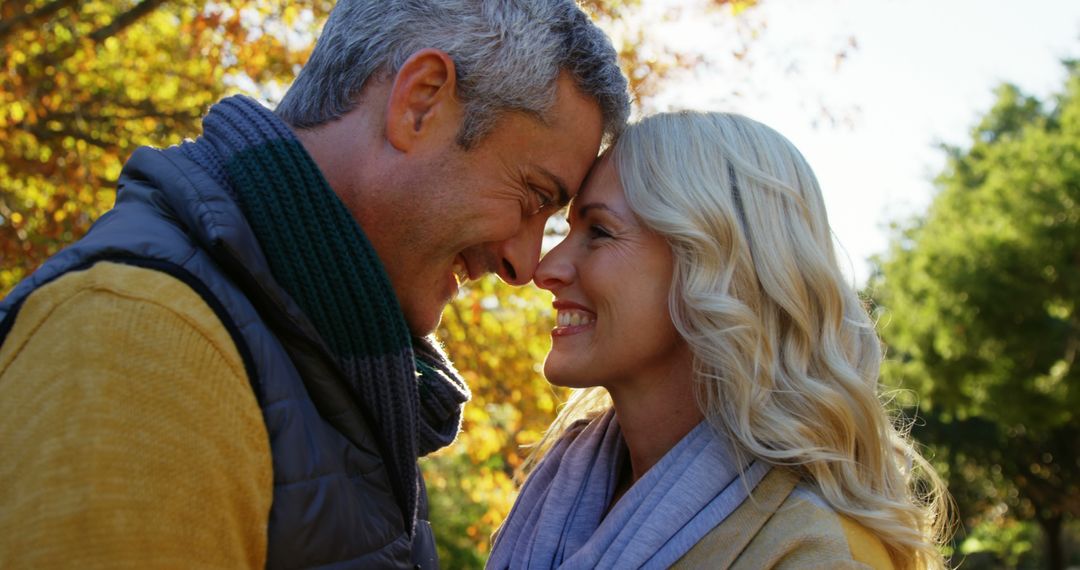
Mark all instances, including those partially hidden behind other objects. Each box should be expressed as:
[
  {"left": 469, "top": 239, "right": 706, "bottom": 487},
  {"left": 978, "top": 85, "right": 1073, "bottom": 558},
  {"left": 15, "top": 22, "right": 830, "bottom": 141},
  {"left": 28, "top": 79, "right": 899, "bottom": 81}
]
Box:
[
  {"left": 180, "top": 95, "right": 470, "bottom": 533},
  {"left": 488, "top": 409, "right": 771, "bottom": 569}
]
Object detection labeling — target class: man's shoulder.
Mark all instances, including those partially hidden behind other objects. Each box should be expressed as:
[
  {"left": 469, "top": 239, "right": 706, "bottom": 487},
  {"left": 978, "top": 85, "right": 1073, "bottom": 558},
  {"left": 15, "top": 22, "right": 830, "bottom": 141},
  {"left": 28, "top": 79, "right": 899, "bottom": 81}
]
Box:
[
  {"left": 0, "top": 263, "right": 272, "bottom": 569},
  {"left": 1, "top": 261, "right": 242, "bottom": 375}
]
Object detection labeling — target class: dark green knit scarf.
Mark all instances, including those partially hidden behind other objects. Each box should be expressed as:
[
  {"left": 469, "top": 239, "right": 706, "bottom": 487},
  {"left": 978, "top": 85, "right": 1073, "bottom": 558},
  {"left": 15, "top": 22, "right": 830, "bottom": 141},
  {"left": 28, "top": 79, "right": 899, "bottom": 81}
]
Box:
[{"left": 185, "top": 95, "right": 470, "bottom": 533}]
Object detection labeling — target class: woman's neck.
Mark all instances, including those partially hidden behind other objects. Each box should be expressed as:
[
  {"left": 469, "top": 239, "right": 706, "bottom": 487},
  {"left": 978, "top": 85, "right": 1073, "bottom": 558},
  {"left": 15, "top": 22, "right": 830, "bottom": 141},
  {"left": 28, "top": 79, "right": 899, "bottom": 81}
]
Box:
[{"left": 608, "top": 356, "right": 702, "bottom": 483}]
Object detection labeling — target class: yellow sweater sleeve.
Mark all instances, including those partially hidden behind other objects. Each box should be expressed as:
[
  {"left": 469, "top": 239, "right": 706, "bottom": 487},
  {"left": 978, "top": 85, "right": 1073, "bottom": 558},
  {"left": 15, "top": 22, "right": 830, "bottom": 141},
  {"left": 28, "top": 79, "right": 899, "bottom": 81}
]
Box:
[{"left": 0, "top": 262, "right": 272, "bottom": 569}]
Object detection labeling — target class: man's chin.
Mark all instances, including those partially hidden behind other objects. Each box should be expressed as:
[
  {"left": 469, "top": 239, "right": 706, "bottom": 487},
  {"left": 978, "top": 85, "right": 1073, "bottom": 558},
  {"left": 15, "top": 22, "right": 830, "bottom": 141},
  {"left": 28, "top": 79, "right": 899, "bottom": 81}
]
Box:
[{"left": 404, "top": 307, "right": 445, "bottom": 338}]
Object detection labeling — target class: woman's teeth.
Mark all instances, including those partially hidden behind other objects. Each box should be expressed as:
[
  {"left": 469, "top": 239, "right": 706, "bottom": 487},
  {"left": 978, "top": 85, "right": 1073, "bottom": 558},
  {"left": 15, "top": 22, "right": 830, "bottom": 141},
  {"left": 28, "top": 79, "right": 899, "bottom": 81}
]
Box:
[{"left": 557, "top": 310, "right": 595, "bottom": 327}]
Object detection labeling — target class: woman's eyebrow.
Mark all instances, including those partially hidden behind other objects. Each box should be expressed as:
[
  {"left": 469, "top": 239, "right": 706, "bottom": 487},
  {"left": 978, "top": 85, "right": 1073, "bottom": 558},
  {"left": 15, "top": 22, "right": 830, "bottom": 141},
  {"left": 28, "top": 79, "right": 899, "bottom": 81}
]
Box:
[{"left": 576, "top": 202, "right": 625, "bottom": 222}]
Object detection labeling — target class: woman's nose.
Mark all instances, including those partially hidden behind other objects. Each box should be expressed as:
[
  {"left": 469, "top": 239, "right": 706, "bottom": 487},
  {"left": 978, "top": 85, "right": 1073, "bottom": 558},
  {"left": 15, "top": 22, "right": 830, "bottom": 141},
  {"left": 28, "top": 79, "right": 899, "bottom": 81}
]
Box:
[{"left": 533, "top": 238, "right": 575, "bottom": 291}]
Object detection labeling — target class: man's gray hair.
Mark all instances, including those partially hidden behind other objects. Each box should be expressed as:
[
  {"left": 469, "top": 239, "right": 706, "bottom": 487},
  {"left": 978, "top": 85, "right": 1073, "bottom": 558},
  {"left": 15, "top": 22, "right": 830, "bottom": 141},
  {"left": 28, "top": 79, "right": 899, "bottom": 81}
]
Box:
[{"left": 275, "top": 0, "right": 630, "bottom": 147}]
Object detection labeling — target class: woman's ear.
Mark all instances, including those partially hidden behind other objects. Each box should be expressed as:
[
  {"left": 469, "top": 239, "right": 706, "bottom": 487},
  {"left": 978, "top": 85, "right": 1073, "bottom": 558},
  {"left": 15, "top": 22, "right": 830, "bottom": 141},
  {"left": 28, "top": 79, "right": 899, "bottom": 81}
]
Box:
[{"left": 384, "top": 48, "right": 460, "bottom": 152}]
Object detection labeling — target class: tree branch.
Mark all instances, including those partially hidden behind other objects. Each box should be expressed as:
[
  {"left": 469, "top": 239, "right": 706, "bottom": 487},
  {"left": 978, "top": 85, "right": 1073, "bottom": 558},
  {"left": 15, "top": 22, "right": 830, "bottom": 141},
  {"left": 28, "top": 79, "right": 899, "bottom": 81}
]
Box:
[
  {"left": 88, "top": 0, "right": 170, "bottom": 43},
  {"left": 0, "top": 0, "right": 79, "bottom": 42},
  {"left": 32, "top": 0, "right": 171, "bottom": 70},
  {"left": 26, "top": 124, "right": 115, "bottom": 151},
  {"left": 39, "top": 105, "right": 203, "bottom": 124}
]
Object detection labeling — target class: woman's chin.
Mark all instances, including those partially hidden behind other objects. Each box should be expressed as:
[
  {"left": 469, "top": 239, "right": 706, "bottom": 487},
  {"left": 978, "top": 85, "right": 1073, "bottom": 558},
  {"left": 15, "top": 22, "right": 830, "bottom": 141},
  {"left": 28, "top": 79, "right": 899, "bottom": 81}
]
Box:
[{"left": 543, "top": 357, "right": 593, "bottom": 389}]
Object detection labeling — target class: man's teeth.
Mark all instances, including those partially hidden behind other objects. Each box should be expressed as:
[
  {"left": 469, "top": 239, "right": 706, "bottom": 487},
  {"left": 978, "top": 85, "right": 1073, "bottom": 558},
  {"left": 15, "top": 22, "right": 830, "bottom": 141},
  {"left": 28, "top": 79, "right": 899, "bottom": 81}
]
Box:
[
  {"left": 452, "top": 260, "right": 468, "bottom": 284},
  {"left": 557, "top": 310, "right": 595, "bottom": 327}
]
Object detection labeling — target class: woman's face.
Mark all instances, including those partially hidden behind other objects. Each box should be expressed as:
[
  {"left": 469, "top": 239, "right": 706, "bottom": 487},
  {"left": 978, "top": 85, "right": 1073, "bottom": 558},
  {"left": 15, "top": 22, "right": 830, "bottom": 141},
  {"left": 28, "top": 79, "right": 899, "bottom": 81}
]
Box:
[{"left": 534, "top": 156, "right": 690, "bottom": 392}]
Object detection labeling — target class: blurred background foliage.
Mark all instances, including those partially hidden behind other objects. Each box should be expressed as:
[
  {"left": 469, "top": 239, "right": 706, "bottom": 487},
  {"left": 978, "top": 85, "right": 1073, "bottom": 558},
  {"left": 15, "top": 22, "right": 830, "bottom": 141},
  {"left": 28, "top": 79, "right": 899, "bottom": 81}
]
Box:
[
  {"left": 870, "top": 62, "right": 1080, "bottom": 570},
  {"left": 426, "top": 277, "right": 561, "bottom": 567},
  {"left": 3, "top": 0, "right": 1078, "bottom": 568}
]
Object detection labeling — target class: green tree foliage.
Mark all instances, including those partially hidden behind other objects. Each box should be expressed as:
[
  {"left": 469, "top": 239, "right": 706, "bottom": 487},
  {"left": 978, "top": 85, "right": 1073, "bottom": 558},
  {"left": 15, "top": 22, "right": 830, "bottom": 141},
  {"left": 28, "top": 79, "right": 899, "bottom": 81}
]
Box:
[{"left": 873, "top": 63, "right": 1080, "bottom": 569}]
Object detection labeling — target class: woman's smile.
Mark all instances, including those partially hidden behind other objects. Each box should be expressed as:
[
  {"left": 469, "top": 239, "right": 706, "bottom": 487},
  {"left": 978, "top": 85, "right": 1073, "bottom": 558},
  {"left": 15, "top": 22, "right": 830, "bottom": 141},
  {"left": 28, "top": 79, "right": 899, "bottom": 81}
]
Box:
[
  {"left": 552, "top": 301, "right": 596, "bottom": 335},
  {"left": 534, "top": 155, "right": 686, "bottom": 390}
]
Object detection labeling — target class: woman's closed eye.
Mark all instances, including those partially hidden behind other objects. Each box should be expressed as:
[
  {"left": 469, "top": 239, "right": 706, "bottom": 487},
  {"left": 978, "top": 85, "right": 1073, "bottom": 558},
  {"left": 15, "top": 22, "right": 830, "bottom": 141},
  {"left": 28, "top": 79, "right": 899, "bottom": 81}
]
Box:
[{"left": 588, "top": 224, "right": 613, "bottom": 240}]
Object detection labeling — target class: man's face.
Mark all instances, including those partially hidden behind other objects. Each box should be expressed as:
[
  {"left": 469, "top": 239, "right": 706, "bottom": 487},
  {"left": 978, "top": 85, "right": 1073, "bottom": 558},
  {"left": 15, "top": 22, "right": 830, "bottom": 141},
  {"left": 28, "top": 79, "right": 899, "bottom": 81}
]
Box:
[{"left": 370, "top": 73, "right": 605, "bottom": 335}]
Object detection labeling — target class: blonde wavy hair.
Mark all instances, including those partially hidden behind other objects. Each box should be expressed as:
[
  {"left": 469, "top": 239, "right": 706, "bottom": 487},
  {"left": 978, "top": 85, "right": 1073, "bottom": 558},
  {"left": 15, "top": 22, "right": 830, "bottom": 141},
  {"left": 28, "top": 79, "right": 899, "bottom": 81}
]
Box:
[{"left": 528, "top": 111, "right": 951, "bottom": 569}]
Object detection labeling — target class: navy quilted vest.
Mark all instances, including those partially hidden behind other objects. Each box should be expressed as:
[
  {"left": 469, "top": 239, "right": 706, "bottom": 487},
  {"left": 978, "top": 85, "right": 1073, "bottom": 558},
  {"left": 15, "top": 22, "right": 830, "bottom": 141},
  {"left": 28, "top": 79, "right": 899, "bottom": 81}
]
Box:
[{"left": 0, "top": 146, "right": 438, "bottom": 569}]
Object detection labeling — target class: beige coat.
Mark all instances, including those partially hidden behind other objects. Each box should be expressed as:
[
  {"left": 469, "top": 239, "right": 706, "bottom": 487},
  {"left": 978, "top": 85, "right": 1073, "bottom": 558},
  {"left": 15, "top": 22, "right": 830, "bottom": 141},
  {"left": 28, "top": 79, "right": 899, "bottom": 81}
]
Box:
[{"left": 673, "top": 468, "right": 895, "bottom": 569}]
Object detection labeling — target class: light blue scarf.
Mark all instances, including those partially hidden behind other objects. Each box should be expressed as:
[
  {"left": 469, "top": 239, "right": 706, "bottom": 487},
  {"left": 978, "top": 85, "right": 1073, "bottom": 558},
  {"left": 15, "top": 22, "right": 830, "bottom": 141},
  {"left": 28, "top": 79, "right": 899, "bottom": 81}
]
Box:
[{"left": 488, "top": 409, "right": 770, "bottom": 569}]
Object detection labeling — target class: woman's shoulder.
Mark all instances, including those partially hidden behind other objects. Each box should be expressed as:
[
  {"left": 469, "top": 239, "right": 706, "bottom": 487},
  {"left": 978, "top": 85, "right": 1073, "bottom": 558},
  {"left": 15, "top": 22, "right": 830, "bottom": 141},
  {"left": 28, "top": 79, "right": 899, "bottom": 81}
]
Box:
[
  {"left": 673, "top": 468, "right": 894, "bottom": 569},
  {"left": 761, "top": 482, "right": 894, "bottom": 569}
]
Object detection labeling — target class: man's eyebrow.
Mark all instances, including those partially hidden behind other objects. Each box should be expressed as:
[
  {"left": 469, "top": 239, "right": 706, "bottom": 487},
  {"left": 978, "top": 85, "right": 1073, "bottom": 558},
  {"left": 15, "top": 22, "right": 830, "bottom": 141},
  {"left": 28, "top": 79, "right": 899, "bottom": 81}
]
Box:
[{"left": 537, "top": 166, "right": 571, "bottom": 207}]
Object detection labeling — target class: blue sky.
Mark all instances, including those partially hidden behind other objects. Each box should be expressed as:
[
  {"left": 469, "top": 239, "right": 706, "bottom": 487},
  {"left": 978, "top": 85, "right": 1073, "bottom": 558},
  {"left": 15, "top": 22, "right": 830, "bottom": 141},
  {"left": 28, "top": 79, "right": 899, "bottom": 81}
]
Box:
[{"left": 646, "top": 0, "right": 1080, "bottom": 285}]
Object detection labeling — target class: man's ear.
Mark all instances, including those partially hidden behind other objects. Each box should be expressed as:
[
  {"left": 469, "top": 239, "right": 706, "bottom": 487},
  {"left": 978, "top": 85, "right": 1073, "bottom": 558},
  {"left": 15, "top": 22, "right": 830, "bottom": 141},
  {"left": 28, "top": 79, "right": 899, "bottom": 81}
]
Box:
[{"left": 385, "top": 49, "right": 459, "bottom": 152}]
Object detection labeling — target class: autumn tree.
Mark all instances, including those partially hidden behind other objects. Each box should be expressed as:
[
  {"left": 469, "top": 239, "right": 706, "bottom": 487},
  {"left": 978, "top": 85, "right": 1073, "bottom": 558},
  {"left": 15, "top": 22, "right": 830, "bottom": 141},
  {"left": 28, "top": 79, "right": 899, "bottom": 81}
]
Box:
[
  {"left": 873, "top": 63, "right": 1080, "bottom": 569},
  {"left": 2, "top": 0, "right": 758, "bottom": 564},
  {"left": 0, "top": 0, "right": 336, "bottom": 290},
  {"left": 0, "top": 0, "right": 761, "bottom": 293},
  {"left": 422, "top": 277, "right": 566, "bottom": 566}
]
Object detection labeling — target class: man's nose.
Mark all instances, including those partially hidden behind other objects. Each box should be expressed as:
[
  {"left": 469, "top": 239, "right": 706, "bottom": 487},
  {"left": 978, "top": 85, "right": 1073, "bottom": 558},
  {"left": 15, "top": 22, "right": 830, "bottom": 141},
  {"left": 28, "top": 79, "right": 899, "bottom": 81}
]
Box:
[{"left": 495, "top": 215, "right": 547, "bottom": 286}]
